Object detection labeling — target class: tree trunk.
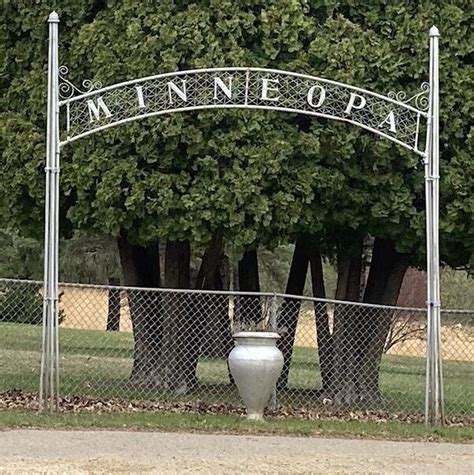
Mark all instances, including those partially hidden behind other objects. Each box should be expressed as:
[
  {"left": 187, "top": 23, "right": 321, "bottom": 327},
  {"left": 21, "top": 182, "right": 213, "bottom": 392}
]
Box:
[
  {"left": 334, "top": 250, "right": 363, "bottom": 302},
  {"left": 117, "top": 233, "right": 161, "bottom": 385},
  {"left": 396, "top": 268, "right": 426, "bottom": 308},
  {"left": 309, "top": 248, "right": 332, "bottom": 391},
  {"left": 328, "top": 237, "right": 364, "bottom": 403},
  {"left": 195, "top": 234, "right": 233, "bottom": 359},
  {"left": 195, "top": 234, "right": 223, "bottom": 290},
  {"left": 149, "top": 239, "right": 193, "bottom": 393},
  {"left": 106, "top": 277, "right": 120, "bottom": 332},
  {"left": 237, "top": 248, "right": 261, "bottom": 325},
  {"left": 277, "top": 237, "right": 310, "bottom": 389},
  {"left": 328, "top": 237, "right": 409, "bottom": 405},
  {"left": 356, "top": 238, "right": 409, "bottom": 401},
  {"left": 238, "top": 248, "right": 260, "bottom": 292}
]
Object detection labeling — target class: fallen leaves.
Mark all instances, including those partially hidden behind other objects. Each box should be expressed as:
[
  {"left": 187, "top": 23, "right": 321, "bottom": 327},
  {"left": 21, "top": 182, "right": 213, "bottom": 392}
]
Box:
[{"left": 0, "top": 390, "right": 472, "bottom": 427}]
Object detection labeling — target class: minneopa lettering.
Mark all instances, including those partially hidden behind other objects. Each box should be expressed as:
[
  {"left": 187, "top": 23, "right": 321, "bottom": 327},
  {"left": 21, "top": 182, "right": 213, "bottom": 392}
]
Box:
[{"left": 85, "top": 75, "right": 399, "bottom": 133}]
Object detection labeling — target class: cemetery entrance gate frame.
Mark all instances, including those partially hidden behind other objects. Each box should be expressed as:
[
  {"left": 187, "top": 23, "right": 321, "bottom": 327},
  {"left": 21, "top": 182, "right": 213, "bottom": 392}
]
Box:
[{"left": 41, "top": 12, "right": 443, "bottom": 425}]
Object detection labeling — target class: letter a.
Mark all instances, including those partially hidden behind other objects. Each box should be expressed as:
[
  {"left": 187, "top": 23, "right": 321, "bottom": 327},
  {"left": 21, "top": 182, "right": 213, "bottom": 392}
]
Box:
[
  {"left": 379, "top": 111, "right": 397, "bottom": 133},
  {"left": 344, "top": 93, "right": 366, "bottom": 115},
  {"left": 87, "top": 97, "right": 112, "bottom": 122}
]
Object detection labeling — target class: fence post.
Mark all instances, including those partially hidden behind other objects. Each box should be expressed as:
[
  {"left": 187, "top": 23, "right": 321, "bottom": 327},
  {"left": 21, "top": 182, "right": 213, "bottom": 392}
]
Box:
[{"left": 270, "top": 293, "right": 278, "bottom": 408}]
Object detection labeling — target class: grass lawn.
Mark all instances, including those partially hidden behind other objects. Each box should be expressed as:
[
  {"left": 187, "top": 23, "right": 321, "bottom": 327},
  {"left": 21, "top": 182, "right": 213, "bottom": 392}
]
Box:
[
  {"left": 0, "top": 410, "right": 472, "bottom": 443},
  {"left": 1, "top": 322, "right": 473, "bottom": 416}
]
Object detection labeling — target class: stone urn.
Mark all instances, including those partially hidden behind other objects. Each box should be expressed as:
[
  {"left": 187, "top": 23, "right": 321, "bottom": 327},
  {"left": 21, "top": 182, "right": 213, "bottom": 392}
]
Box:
[{"left": 228, "top": 331, "right": 284, "bottom": 421}]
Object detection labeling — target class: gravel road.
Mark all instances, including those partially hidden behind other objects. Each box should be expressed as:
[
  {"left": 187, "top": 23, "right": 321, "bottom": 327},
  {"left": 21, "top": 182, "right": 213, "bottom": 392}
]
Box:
[{"left": 0, "top": 429, "right": 472, "bottom": 474}]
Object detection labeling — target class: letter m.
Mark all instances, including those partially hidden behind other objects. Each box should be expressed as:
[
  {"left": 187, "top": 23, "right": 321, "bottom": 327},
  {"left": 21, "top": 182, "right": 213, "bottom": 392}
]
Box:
[{"left": 86, "top": 97, "right": 112, "bottom": 122}]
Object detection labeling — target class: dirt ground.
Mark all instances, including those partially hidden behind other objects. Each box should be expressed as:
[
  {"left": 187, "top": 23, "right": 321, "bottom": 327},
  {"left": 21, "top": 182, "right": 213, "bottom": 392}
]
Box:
[
  {"left": 60, "top": 287, "right": 473, "bottom": 361},
  {"left": 0, "top": 429, "right": 472, "bottom": 474}
]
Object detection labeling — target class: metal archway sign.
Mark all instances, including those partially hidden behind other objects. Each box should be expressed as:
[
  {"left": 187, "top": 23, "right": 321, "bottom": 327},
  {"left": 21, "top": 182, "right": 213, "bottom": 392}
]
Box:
[
  {"left": 41, "top": 11, "right": 443, "bottom": 424},
  {"left": 58, "top": 66, "right": 429, "bottom": 154}
]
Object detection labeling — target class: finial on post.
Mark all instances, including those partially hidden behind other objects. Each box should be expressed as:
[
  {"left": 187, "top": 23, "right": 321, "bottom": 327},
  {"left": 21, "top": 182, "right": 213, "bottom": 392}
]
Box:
[
  {"left": 48, "top": 11, "right": 59, "bottom": 23},
  {"left": 429, "top": 25, "right": 439, "bottom": 37}
]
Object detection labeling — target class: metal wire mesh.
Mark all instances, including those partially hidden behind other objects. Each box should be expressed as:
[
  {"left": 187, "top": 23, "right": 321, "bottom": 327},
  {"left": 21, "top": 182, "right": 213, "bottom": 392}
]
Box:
[
  {"left": 60, "top": 68, "right": 426, "bottom": 153},
  {"left": 0, "top": 279, "right": 43, "bottom": 395},
  {"left": 1, "top": 278, "right": 472, "bottom": 419}
]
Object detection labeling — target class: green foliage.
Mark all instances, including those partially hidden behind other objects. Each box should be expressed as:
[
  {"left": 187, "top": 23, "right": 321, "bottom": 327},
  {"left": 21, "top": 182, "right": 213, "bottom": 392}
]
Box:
[
  {"left": 0, "top": 1, "right": 472, "bottom": 271},
  {"left": 0, "top": 230, "right": 43, "bottom": 280},
  {"left": 0, "top": 283, "right": 66, "bottom": 326},
  {"left": 0, "top": 229, "right": 120, "bottom": 284},
  {"left": 0, "top": 286, "right": 43, "bottom": 325},
  {"left": 60, "top": 232, "right": 121, "bottom": 284},
  {"left": 441, "top": 268, "right": 474, "bottom": 310}
]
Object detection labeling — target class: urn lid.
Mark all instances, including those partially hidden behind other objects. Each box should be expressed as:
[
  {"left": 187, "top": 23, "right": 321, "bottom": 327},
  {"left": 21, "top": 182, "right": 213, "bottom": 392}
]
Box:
[{"left": 233, "top": 331, "right": 280, "bottom": 339}]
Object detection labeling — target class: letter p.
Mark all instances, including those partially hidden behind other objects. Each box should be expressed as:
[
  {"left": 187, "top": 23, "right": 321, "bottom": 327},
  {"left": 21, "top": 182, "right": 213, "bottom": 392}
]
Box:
[{"left": 344, "top": 93, "right": 366, "bottom": 115}]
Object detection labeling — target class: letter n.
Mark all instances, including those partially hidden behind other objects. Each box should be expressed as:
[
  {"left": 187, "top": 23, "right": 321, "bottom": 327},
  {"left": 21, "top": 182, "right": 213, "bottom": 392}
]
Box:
[
  {"left": 168, "top": 80, "right": 187, "bottom": 104},
  {"left": 214, "top": 77, "right": 233, "bottom": 100}
]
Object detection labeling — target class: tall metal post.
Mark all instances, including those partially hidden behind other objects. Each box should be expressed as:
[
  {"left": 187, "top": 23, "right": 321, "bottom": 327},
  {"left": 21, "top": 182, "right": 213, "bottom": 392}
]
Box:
[
  {"left": 424, "top": 26, "right": 444, "bottom": 426},
  {"left": 270, "top": 294, "right": 278, "bottom": 409},
  {"left": 40, "top": 11, "right": 60, "bottom": 411}
]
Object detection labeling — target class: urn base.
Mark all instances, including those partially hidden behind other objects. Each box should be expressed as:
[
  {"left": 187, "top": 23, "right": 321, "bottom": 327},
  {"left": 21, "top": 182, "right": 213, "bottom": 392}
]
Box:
[{"left": 247, "top": 413, "right": 265, "bottom": 421}]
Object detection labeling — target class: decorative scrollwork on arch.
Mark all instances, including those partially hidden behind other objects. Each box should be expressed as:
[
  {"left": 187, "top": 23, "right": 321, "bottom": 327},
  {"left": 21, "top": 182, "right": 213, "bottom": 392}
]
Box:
[
  {"left": 58, "top": 67, "right": 429, "bottom": 155},
  {"left": 58, "top": 65, "right": 103, "bottom": 100},
  {"left": 388, "top": 82, "right": 430, "bottom": 111}
]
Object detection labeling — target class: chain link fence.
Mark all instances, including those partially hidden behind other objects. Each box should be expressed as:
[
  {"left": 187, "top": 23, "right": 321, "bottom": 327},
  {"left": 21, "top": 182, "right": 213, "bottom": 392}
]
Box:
[{"left": 1, "top": 278, "right": 472, "bottom": 419}]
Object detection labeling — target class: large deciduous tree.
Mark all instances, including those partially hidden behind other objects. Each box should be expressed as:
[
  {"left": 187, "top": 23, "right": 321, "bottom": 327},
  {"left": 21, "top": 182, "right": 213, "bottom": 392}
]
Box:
[
  {"left": 275, "top": 1, "right": 473, "bottom": 401},
  {"left": 1, "top": 1, "right": 472, "bottom": 399},
  {"left": 1, "top": 0, "right": 313, "bottom": 390}
]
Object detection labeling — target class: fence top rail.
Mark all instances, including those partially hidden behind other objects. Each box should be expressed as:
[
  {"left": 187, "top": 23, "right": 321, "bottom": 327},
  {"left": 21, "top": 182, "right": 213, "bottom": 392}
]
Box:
[
  {"left": 441, "top": 309, "right": 474, "bottom": 315},
  {"left": 0, "top": 277, "right": 434, "bottom": 313}
]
